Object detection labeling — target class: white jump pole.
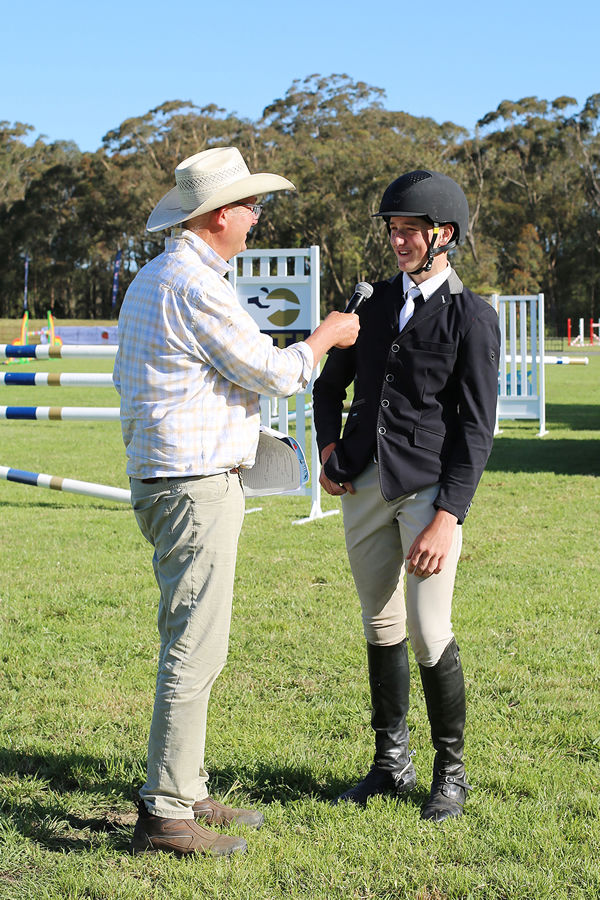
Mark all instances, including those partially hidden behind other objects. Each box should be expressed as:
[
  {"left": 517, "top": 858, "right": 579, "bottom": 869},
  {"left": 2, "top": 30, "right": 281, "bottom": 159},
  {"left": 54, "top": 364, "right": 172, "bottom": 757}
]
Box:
[
  {"left": 0, "top": 465, "right": 131, "bottom": 504},
  {"left": 1, "top": 344, "right": 118, "bottom": 359},
  {"left": 511, "top": 355, "right": 589, "bottom": 366},
  {"left": 0, "top": 406, "right": 120, "bottom": 421},
  {"left": 1, "top": 372, "right": 115, "bottom": 386}
]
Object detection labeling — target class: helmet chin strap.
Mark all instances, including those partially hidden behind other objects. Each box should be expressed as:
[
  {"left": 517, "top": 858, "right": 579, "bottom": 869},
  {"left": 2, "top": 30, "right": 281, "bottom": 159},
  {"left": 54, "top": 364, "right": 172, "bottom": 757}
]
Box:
[{"left": 408, "top": 225, "right": 440, "bottom": 276}]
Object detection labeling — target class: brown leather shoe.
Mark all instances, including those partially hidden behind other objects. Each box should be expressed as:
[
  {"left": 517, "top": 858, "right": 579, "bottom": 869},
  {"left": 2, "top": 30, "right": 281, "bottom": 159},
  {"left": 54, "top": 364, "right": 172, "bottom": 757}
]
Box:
[
  {"left": 130, "top": 800, "right": 247, "bottom": 856},
  {"left": 192, "top": 796, "right": 264, "bottom": 829}
]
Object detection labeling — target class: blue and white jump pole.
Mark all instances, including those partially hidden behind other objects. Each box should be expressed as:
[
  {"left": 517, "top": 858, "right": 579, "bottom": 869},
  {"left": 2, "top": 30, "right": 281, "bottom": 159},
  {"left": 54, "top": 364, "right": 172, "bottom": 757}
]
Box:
[
  {"left": 1, "top": 372, "right": 115, "bottom": 386},
  {"left": 0, "top": 465, "right": 131, "bottom": 503},
  {"left": 1, "top": 406, "right": 120, "bottom": 420},
  {"left": 1, "top": 344, "right": 117, "bottom": 359}
]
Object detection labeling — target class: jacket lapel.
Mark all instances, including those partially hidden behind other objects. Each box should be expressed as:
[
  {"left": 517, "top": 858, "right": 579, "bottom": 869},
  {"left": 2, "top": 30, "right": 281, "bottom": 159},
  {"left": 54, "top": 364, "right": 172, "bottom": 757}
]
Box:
[
  {"left": 383, "top": 274, "right": 404, "bottom": 332},
  {"left": 395, "top": 268, "right": 463, "bottom": 338}
]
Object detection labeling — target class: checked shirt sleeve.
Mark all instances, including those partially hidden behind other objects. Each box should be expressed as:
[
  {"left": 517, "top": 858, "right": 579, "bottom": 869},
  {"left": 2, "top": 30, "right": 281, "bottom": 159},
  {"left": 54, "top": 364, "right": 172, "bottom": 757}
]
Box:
[{"left": 187, "top": 282, "right": 313, "bottom": 397}]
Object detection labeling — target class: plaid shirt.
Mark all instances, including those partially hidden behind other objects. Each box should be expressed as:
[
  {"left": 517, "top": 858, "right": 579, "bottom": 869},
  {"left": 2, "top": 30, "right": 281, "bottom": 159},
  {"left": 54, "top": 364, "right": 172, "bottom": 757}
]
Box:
[{"left": 113, "top": 230, "right": 313, "bottom": 478}]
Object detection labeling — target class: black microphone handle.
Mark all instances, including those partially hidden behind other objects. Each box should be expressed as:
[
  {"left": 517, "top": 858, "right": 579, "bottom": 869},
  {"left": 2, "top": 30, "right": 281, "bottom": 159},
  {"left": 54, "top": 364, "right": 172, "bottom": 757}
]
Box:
[
  {"left": 344, "top": 291, "right": 367, "bottom": 314},
  {"left": 343, "top": 282, "right": 373, "bottom": 314}
]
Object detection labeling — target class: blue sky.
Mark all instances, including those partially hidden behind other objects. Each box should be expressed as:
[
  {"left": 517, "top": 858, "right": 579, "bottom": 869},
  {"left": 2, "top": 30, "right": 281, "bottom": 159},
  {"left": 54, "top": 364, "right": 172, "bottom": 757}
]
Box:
[{"left": 2, "top": 0, "right": 598, "bottom": 152}]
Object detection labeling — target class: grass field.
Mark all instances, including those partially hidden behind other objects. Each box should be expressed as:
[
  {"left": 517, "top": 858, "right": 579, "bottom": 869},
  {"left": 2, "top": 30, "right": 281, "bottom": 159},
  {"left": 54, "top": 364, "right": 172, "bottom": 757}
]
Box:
[{"left": 1, "top": 348, "right": 599, "bottom": 899}]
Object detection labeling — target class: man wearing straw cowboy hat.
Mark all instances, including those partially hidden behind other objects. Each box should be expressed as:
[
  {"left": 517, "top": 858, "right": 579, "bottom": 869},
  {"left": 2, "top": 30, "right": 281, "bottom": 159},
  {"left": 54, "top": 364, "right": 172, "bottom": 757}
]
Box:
[{"left": 114, "top": 147, "right": 359, "bottom": 857}]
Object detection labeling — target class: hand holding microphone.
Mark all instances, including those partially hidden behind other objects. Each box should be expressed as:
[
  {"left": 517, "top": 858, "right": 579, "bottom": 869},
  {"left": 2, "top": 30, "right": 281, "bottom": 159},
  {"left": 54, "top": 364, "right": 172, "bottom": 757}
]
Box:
[
  {"left": 326, "top": 282, "right": 373, "bottom": 349},
  {"left": 305, "top": 283, "right": 372, "bottom": 361}
]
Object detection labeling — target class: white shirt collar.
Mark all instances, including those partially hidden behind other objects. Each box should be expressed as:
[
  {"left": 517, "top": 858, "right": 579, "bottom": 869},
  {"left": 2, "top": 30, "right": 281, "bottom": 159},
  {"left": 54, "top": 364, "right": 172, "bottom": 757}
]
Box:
[
  {"left": 402, "top": 264, "right": 452, "bottom": 302},
  {"left": 166, "top": 228, "right": 233, "bottom": 277}
]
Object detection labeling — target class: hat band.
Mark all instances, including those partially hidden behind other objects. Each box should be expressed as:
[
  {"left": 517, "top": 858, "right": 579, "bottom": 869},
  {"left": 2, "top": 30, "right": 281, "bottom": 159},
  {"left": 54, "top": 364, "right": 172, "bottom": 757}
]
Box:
[{"left": 176, "top": 161, "right": 249, "bottom": 211}]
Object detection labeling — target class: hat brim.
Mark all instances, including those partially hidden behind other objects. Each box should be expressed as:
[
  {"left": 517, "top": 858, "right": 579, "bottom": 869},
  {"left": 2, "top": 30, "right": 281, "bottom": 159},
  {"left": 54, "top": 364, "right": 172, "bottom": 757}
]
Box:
[
  {"left": 146, "top": 173, "right": 295, "bottom": 232},
  {"left": 371, "top": 209, "right": 429, "bottom": 219}
]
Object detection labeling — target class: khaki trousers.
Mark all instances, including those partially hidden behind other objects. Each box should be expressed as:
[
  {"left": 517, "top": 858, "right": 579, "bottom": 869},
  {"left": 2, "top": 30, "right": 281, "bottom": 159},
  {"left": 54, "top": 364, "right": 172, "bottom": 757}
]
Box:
[
  {"left": 130, "top": 472, "right": 245, "bottom": 819},
  {"left": 341, "top": 462, "right": 462, "bottom": 667}
]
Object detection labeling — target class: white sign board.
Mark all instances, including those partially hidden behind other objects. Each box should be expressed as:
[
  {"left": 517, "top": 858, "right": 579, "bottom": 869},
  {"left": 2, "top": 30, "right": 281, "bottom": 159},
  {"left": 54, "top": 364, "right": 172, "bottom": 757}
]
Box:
[
  {"left": 231, "top": 247, "right": 318, "bottom": 346},
  {"left": 234, "top": 282, "right": 312, "bottom": 344},
  {"left": 229, "top": 246, "right": 334, "bottom": 522}
]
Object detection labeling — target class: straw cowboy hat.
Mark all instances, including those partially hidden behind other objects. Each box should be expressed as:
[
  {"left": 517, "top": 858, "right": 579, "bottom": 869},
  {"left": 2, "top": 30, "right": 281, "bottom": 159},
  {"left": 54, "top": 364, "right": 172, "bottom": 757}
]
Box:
[{"left": 146, "top": 147, "right": 296, "bottom": 232}]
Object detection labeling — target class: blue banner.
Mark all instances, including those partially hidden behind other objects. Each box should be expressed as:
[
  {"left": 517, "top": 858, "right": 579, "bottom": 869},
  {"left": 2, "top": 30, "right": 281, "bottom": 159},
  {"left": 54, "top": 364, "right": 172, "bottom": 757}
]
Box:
[
  {"left": 24, "top": 254, "right": 29, "bottom": 311},
  {"left": 111, "top": 249, "right": 122, "bottom": 310}
]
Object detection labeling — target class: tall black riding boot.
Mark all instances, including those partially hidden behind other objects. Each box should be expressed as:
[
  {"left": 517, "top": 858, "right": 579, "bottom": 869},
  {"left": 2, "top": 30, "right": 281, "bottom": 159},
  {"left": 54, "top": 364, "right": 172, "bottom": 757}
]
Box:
[
  {"left": 336, "top": 639, "right": 417, "bottom": 805},
  {"left": 419, "top": 638, "right": 471, "bottom": 822}
]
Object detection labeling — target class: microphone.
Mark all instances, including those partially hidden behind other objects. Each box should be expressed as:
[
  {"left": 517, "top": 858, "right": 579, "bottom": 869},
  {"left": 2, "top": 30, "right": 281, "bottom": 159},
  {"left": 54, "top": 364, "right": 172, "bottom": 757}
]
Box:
[{"left": 343, "top": 281, "right": 373, "bottom": 314}]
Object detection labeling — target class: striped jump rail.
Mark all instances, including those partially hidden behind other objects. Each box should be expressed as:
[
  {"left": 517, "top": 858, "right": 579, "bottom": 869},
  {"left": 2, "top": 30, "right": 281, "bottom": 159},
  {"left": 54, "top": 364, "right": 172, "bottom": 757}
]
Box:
[
  {"left": 1, "top": 372, "right": 115, "bottom": 386},
  {"left": 0, "top": 465, "right": 131, "bottom": 504},
  {"left": 1, "top": 406, "right": 120, "bottom": 421},
  {"left": 1, "top": 344, "right": 118, "bottom": 359},
  {"left": 1, "top": 466, "right": 259, "bottom": 509}
]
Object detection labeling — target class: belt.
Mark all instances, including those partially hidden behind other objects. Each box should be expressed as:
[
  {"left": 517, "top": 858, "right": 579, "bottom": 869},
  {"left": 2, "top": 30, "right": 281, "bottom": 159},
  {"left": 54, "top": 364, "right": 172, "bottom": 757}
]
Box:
[{"left": 140, "top": 467, "right": 240, "bottom": 484}]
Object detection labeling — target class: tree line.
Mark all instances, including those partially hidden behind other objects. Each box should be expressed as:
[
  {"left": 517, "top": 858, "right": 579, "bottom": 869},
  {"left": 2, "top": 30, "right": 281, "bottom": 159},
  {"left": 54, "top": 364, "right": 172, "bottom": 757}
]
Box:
[{"left": 1, "top": 74, "right": 599, "bottom": 332}]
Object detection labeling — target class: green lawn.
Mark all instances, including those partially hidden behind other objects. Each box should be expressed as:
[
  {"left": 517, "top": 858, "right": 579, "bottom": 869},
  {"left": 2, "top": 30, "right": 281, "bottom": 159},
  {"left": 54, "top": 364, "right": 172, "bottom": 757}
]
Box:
[{"left": 0, "top": 353, "right": 599, "bottom": 899}]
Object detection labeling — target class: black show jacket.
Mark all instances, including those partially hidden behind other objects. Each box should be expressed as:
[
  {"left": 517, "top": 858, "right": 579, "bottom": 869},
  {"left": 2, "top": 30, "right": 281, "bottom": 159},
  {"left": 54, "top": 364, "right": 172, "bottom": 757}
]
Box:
[{"left": 313, "top": 270, "right": 500, "bottom": 524}]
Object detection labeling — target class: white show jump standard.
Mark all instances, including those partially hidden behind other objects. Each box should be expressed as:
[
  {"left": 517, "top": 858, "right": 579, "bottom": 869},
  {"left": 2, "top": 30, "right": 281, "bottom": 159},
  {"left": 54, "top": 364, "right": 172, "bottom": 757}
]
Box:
[
  {"left": 0, "top": 406, "right": 120, "bottom": 421},
  {"left": 493, "top": 293, "right": 548, "bottom": 437},
  {"left": 229, "top": 246, "right": 331, "bottom": 524},
  {"left": 0, "top": 465, "right": 131, "bottom": 504},
  {"left": 1, "top": 372, "right": 115, "bottom": 386},
  {"left": 0, "top": 344, "right": 118, "bottom": 359}
]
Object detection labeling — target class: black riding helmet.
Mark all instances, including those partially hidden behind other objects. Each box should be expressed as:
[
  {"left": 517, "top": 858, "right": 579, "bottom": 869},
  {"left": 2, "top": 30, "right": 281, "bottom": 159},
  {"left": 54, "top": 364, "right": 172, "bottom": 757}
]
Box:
[{"left": 373, "top": 169, "right": 469, "bottom": 273}]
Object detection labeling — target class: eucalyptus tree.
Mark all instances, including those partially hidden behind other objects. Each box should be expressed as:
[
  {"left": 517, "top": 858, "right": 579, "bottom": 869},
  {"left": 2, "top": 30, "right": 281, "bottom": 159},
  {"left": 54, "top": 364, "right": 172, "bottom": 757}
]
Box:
[
  {"left": 0, "top": 127, "right": 82, "bottom": 316},
  {"left": 254, "top": 74, "right": 465, "bottom": 312},
  {"left": 2, "top": 86, "right": 597, "bottom": 326},
  {"left": 456, "top": 95, "right": 599, "bottom": 327},
  {"left": 100, "top": 100, "right": 261, "bottom": 279}
]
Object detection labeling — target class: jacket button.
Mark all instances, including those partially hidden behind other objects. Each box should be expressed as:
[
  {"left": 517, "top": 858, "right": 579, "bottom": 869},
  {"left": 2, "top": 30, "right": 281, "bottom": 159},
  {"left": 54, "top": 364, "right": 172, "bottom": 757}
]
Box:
[
  {"left": 378, "top": 426, "right": 386, "bottom": 435},
  {"left": 385, "top": 373, "right": 394, "bottom": 382},
  {"left": 391, "top": 344, "right": 399, "bottom": 352},
  {"left": 381, "top": 399, "right": 389, "bottom": 407}
]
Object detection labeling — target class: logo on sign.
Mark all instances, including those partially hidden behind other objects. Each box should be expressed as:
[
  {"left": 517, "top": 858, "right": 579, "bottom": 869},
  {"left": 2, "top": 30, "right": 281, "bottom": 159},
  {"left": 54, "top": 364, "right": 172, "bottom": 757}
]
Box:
[
  {"left": 264, "top": 288, "right": 301, "bottom": 327},
  {"left": 246, "top": 286, "right": 302, "bottom": 327}
]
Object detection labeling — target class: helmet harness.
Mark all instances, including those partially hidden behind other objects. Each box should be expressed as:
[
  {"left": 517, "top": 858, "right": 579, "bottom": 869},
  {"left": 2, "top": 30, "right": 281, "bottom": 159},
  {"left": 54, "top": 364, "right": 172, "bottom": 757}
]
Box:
[{"left": 384, "top": 220, "right": 443, "bottom": 276}]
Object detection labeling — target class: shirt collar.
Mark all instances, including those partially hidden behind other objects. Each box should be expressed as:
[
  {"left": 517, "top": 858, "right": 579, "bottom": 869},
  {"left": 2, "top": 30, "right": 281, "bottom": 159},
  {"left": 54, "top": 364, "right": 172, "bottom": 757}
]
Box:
[
  {"left": 165, "top": 228, "right": 233, "bottom": 277},
  {"left": 402, "top": 264, "right": 452, "bottom": 302}
]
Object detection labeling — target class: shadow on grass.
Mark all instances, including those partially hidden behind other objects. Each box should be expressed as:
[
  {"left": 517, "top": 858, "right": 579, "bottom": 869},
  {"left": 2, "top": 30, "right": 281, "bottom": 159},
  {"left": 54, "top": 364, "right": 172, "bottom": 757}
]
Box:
[
  {"left": 0, "top": 746, "right": 138, "bottom": 852},
  {"left": 488, "top": 437, "right": 599, "bottom": 476},
  {"left": 0, "top": 747, "right": 138, "bottom": 796},
  {"left": 0, "top": 747, "right": 428, "bottom": 852},
  {"left": 546, "top": 403, "right": 600, "bottom": 431},
  {"left": 209, "top": 761, "right": 338, "bottom": 803},
  {"left": 0, "top": 497, "right": 130, "bottom": 512},
  {"left": 208, "top": 761, "right": 430, "bottom": 809}
]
